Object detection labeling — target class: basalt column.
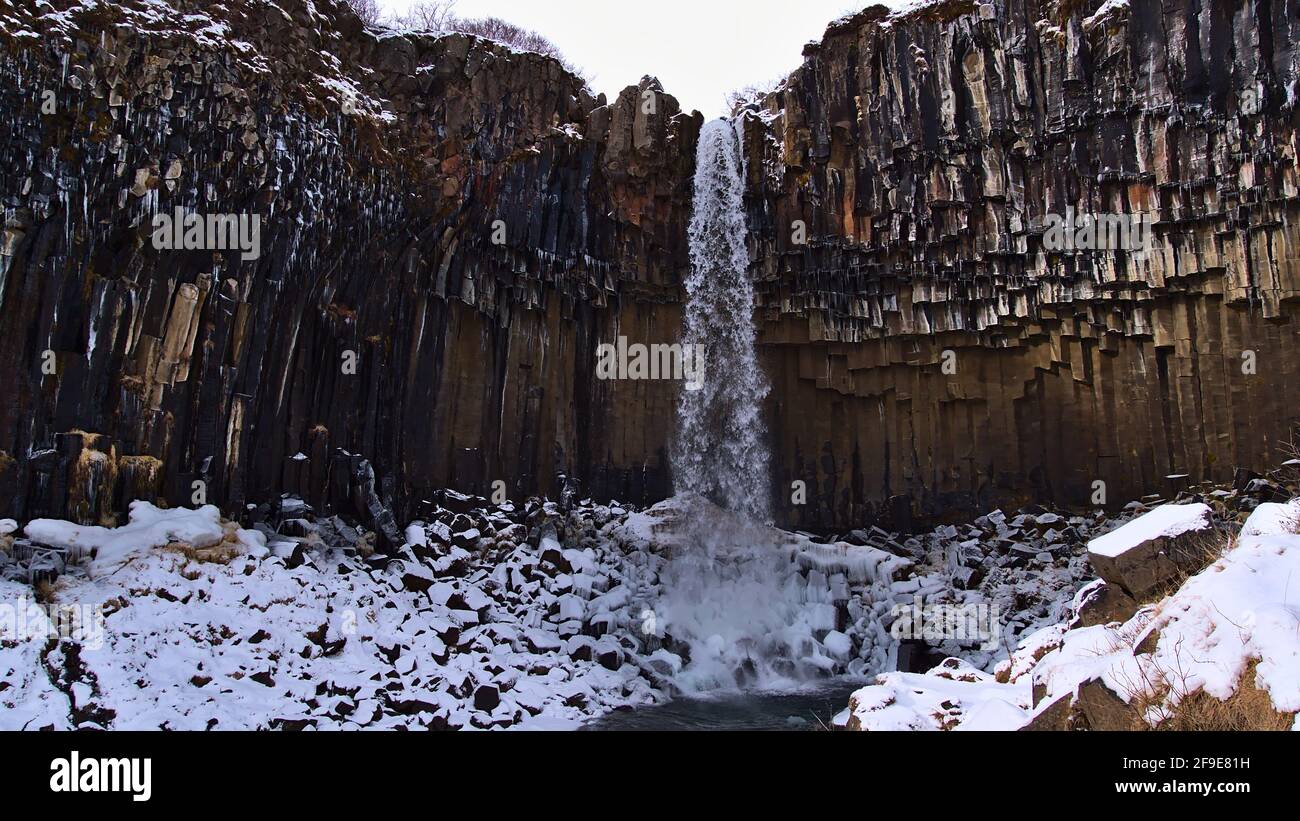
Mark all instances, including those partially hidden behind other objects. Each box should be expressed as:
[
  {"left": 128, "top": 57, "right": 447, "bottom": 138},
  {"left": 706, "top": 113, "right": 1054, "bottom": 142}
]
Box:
[
  {"left": 0, "top": 0, "right": 700, "bottom": 531},
  {"left": 740, "top": 0, "right": 1300, "bottom": 530}
]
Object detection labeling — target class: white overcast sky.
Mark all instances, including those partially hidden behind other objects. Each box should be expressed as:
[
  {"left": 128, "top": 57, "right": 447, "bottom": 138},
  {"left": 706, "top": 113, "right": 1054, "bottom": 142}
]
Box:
[{"left": 377, "top": 0, "right": 892, "bottom": 116}]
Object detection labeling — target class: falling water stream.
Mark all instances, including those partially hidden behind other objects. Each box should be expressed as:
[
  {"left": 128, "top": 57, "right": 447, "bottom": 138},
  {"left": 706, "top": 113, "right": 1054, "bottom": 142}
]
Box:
[
  {"left": 674, "top": 118, "right": 771, "bottom": 522},
  {"left": 623, "top": 120, "right": 840, "bottom": 714}
]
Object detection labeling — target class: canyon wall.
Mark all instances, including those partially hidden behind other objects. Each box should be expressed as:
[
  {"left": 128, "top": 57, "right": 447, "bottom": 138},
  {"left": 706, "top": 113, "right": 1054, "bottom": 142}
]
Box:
[
  {"left": 0, "top": 0, "right": 695, "bottom": 538},
  {"left": 744, "top": 0, "right": 1300, "bottom": 528},
  {"left": 2, "top": 0, "right": 1299, "bottom": 534}
]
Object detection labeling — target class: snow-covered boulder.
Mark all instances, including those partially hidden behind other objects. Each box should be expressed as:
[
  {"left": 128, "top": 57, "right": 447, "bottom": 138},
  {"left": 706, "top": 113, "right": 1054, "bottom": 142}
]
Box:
[
  {"left": 835, "top": 658, "right": 1030, "bottom": 731},
  {"left": 1086, "top": 503, "right": 1212, "bottom": 597},
  {"left": 24, "top": 502, "right": 266, "bottom": 574}
]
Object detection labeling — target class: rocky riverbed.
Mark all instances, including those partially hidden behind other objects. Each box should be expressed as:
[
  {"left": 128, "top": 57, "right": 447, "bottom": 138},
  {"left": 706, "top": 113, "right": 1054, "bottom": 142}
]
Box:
[{"left": 8, "top": 465, "right": 1289, "bottom": 730}]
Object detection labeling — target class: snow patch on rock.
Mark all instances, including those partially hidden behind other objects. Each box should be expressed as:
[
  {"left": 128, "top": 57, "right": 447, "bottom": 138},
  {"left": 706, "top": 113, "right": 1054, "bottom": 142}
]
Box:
[
  {"left": 24, "top": 502, "right": 265, "bottom": 574},
  {"left": 841, "top": 496, "right": 1300, "bottom": 730},
  {"left": 1087, "top": 503, "right": 1211, "bottom": 559}
]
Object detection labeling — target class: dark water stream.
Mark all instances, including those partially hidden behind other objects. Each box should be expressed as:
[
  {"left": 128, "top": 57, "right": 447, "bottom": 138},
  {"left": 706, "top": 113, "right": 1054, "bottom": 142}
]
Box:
[{"left": 582, "top": 682, "right": 865, "bottom": 731}]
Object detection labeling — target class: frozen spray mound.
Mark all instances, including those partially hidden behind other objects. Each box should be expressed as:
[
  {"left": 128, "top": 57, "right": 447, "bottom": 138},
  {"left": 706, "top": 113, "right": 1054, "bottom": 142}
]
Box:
[{"left": 611, "top": 496, "right": 912, "bottom": 692}]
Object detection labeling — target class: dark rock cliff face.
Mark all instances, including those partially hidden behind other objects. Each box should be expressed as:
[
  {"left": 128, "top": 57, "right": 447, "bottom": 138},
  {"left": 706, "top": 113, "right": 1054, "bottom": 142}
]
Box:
[
  {"left": 2, "top": 0, "right": 1298, "bottom": 534},
  {"left": 0, "top": 0, "right": 697, "bottom": 536},
  {"left": 742, "top": 0, "right": 1300, "bottom": 529}
]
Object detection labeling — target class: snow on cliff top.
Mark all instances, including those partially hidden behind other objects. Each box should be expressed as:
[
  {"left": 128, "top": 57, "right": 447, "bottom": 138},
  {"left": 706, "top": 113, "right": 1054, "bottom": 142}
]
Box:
[
  {"left": 1087, "top": 502, "right": 1211, "bottom": 558},
  {"left": 0, "top": 0, "right": 403, "bottom": 123},
  {"left": 1083, "top": 0, "right": 1131, "bottom": 30},
  {"left": 821, "top": 0, "right": 982, "bottom": 39},
  {"left": 3, "top": 0, "right": 242, "bottom": 53}
]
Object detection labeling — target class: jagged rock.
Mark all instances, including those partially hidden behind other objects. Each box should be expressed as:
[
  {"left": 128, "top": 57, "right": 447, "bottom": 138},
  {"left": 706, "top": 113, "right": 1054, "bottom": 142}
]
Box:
[
  {"left": 539, "top": 544, "right": 572, "bottom": 574},
  {"left": 595, "top": 640, "right": 623, "bottom": 672},
  {"left": 896, "top": 640, "right": 947, "bottom": 674},
  {"left": 566, "top": 635, "right": 595, "bottom": 662},
  {"left": 1020, "top": 691, "right": 1076, "bottom": 732},
  {"left": 1072, "top": 581, "right": 1139, "bottom": 629},
  {"left": 472, "top": 684, "right": 500, "bottom": 713},
  {"left": 1074, "top": 678, "right": 1133, "bottom": 731}
]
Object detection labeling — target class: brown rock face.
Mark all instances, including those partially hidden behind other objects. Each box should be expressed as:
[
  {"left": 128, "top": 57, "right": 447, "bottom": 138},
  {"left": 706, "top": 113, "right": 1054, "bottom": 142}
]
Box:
[
  {"left": 1072, "top": 581, "right": 1139, "bottom": 628},
  {"left": 1024, "top": 675, "right": 1133, "bottom": 730},
  {"left": 0, "top": 0, "right": 697, "bottom": 531},
  {"left": 3, "top": 0, "right": 1300, "bottom": 533},
  {"left": 743, "top": 0, "right": 1300, "bottom": 528}
]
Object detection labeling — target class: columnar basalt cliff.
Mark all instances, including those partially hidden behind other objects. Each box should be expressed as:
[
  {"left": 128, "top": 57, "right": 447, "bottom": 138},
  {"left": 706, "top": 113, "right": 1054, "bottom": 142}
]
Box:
[
  {"left": 0, "top": 0, "right": 698, "bottom": 537},
  {"left": 742, "top": 0, "right": 1300, "bottom": 528},
  {"left": 2, "top": 0, "right": 1299, "bottom": 535}
]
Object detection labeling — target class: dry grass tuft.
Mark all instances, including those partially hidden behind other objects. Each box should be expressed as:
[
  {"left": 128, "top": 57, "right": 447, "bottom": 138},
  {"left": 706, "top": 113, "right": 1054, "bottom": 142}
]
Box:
[
  {"left": 1277, "top": 430, "right": 1300, "bottom": 486},
  {"left": 161, "top": 541, "right": 243, "bottom": 564},
  {"left": 1150, "top": 662, "right": 1295, "bottom": 731},
  {"left": 161, "top": 523, "right": 249, "bottom": 565},
  {"left": 33, "top": 578, "right": 56, "bottom": 604},
  {"left": 1105, "top": 637, "right": 1295, "bottom": 731},
  {"left": 1118, "top": 527, "right": 1234, "bottom": 610}
]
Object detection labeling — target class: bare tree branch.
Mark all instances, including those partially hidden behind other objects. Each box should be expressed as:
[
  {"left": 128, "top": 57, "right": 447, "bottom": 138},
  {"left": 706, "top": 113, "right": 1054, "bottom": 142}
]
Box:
[
  {"left": 390, "top": 0, "right": 459, "bottom": 31},
  {"left": 344, "top": 0, "right": 383, "bottom": 27},
  {"left": 726, "top": 78, "right": 784, "bottom": 116},
  {"left": 383, "top": 4, "right": 585, "bottom": 81}
]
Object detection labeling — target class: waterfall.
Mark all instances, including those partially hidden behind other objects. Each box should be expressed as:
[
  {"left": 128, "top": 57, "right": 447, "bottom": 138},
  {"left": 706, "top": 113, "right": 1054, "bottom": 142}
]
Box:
[
  {"left": 648, "top": 119, "right": 892, "bottom": 693},
  {"left": 674, "top": 118, "right": 771, "bottom": 521},
  {"left": 653, "top": 119, "right": 830, "bottom": 693}
]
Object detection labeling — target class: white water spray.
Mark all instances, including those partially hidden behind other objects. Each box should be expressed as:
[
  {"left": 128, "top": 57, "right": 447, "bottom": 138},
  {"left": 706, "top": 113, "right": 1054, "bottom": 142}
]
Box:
[{"left": 674, "top": 118, "right": 771, "bottom": 521}]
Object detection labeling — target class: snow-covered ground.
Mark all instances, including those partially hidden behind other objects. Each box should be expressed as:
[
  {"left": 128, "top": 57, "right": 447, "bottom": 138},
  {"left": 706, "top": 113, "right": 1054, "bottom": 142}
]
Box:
[
  {"left": 2, "top": 488, "right": 1111, "bottom": 730},
  {"left": 2, "top": 498, "right": 663, "bottom": 730},
  {"left": 837, "top": 500, "right": 1300, "bottom": 731}
]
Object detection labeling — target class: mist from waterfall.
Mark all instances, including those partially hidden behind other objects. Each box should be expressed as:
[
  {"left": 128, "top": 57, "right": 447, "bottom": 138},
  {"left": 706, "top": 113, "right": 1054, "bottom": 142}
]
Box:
[{"left": 674, "top": 118, "right": 771, "bottom": 522}]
